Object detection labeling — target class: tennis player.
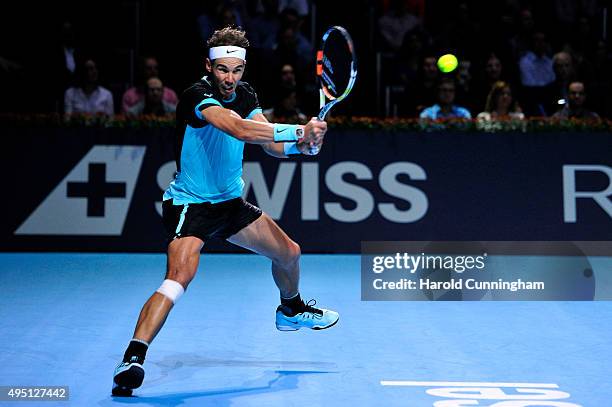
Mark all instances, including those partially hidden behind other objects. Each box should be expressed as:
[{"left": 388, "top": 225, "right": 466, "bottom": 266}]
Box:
[{"left": 112, "top": 26, "right": 339, "bottom": 396}]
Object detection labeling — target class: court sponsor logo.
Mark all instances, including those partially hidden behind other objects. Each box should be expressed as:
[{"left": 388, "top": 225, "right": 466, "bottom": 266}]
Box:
[
  {"left": 562, "top": 165, "right": 612, "bottom": 223},
  {"left": 16, "top": 145, "right": 146, "bottom": 236},
  {"left": 380, "top": 380, "right": 582, "bottom": 406},
  {"left": 241, "top": 161, "right": 428, "bottom": 222}
]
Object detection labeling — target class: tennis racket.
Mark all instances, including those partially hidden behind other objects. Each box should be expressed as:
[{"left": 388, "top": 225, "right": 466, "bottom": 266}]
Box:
[{"left": 311, "top": 26, "right": 357, "bottom": 154}]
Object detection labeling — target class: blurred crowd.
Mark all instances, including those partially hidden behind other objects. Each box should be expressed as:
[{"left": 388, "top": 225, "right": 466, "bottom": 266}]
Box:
[
  {"left": 386, "top": 0, "right": 611, "bottom": 121},
  {"left": 1, "top": 0, "right": 611, "bottom": 121}
]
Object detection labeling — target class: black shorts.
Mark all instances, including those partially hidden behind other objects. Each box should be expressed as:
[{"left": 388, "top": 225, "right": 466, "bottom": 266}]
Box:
[{"left": 162, "top": 198, "right": 262, "bottom": 242}]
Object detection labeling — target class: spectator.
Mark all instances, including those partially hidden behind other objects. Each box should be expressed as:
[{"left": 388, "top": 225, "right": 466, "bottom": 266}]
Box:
[
  {"left": 64, "top": 58, "right": 114, "bottom": 116},
  {"left": 398, "top": 27, "right": 431, "bottom": 86},
  {"left": 420, "top": 78, "right": 471, "bottom": 120},
  {"left": 196, "top": 1, "right": 245, "bottom": 44},
  {"left": 519, "top": 32, "right": 555, "bottom": 116},
  {"left": 547, "top": 51, "right": 576, "bottom": 113},
  {"left": 263, "top": 85, "right": 307, "bottom": 123},
  {"left": 509, "top": 9, "right": 536, "bottom": 60},
  {"left": 378, "top": 0, "right": 421, "bottom": 52},
  {"left": 440, "top": 2, "right": 481, "bottom": 60},
  {"left": 48, "top": 20, "right": 81, "bottom": 112},
  {"left": 272, "top": 25, "right": 311, "bottom": 73},
  {"left": 455, "top": 59, "right": 474, "bottom": 112},
  {"left": 122, "top": 56, "right": 178, "bottom": 114},
  {"left": 565, "top": 16, "right": 597, "bottom": 76},
  {"left": 280, "top": 63, "right": 297, "bottom": 88},
  {"left": 552, "top": 52, "right": 574, "bottom": 97},
  {"left": 477, "top": 81, "right": 524, "bottom": 121},
  {"left": 473, "top": 53, "right": 507, "bottom": 110},
  {"left": 552, "top": 81, "right": 599, "bottom": 119},
  {"left": 247, "top": 0, "right": 281, "bottom": 50},
  {"left": 278, "top": 8, "right": 312, "bottom": 57},
  {"left": 401, "top": 55, "right": 439, "bottom": 116},
  {"left": 279, "top": 0, "right": 309, "bottom": 17},
  {"left": 485, "top": 53, "right": 503, "bottom": 83},
  {"left": 196, "top": 1, "right": 224, "bottom": 44},
  {"left": 126, "top": 77, "right": 177, "bottom": 117},
  {"left": 519, "top": 32, "right": 555, "bottom": 87},
  {"left": 217, "top": 5, "right": 242, "bottom": 30}
]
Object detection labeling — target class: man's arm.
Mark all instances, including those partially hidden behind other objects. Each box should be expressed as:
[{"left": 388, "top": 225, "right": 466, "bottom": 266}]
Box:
[
  {"left": 201, "top": 105, "right": 327, "bottom": 154},
  {"left": 251, "top": 112, "right": 292, "bottom": 158},
  {"left": 201, "top": 105, "right": 300, "bottom": 144}
]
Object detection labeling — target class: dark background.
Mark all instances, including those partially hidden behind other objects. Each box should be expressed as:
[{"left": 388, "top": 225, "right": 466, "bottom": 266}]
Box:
[{"left": 2, "top": 0, "right": 611, "bottom": 117}]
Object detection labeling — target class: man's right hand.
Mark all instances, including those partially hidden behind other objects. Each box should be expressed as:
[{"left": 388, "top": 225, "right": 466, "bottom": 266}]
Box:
[{"left": 298, "top": 118, "right": 327, "bottom": 155}]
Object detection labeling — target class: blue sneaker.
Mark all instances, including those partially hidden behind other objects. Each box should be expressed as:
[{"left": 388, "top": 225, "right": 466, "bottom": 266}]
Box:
[
  {"left": 275, "top": 299, "right": 339, "bottom": 331},
  {"left": 112, "top": 356, "right": 144, "bottom": 396}
]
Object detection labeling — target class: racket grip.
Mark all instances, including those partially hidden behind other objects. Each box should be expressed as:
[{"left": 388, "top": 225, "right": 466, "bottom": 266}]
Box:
[{"left": 309, "top": 145, "right": 321, "bottom": 155}]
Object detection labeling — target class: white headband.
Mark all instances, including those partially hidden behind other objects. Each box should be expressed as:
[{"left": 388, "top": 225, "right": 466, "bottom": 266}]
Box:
[{"left": 209, "top": 46, "right": 246, "bottom": 61}]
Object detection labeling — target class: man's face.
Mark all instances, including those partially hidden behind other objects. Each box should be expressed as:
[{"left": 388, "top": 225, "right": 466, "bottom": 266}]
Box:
[
  {"left": 497, "top": 86, "right": 513, "bottom": 110},
  {"left": 533, "top": 33, "right": 547, "bottom": 56},
  {"left": 554, "top": 53, "right": 573, "bottom": 80},
  {"left": 279, "top": 27, "right": 297, "bottom": 48},
  {"left": 281, "top": 64, "right": 296, "bottom": 86},
  {"left": 438, "top": 83, "right": 455, "bottom": 105},
  {"left": 486, "top": 57, "right": 502, "bottom": 80},
  {"left": 423, "top": 57, "right": 438, "bottom": 80},
  {"left": 457, "top": 60, "right": 471, "bottom": 82},
  {"left": 206, "top": 57, "right": 245, "bottom": 98},
  {"left": 568, "top": 82, "right": 585, "bottom": 108},
  {"left": 146, "top": 78, "right": 163, "bottom": 103},
  {"left": 84, "top": 59, "right": 98, "bottom": 83},
  {"left": 144, "top": 58, "right": 159, "bottom": 80}
]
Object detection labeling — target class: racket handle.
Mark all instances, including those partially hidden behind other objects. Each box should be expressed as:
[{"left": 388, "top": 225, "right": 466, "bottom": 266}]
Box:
[
  {"left": 309, "top": 145, "right": 321, "bottom": 155},
  {"left": 309, "top": 123, "right": 323, "bottom": 155},
  {"left": 310, "top": 89, "right": 326, "bottom": 154}
]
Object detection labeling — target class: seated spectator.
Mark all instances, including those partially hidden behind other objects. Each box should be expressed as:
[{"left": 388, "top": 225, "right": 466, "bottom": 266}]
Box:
[
  {"left": 401, "top": 55, "right": 439, "bottom": 117},
  {"left": 64, "top": 58, "right": 114, "bottom": 116},
  {"left": 420, "top": 78, "right": 471, "bottom": 120},
  {"left": 196, "top": 1, "right": 244, "bottom": 44},
  {"left": 122, "top": 56, "right": 178, "bottom": 113},
  {"left": 552, "top": 81, "right": 599, "bottom": 119},
  {"left": 477, "top": 81, "right": 524, "bottom": 121},
  {"left": 271, "top": 24, "right": 312, "bottom": 79},
  {"left": 473, "top": 53, "right": 506, "bottom": 110},
  {"left": 519, "top": 32, "right": 555, "bottom": 87},
  {"left": 278, "top": 8, "right": 313, "bottom": 58},
  {"left": 263, "top": 85, "right": 307, "bottom": 123},
  {"left": 548, "top": 51, "right": 576, "bottom": 109},
  {"left": 279, "top": 0, "right": 309, "bottom": 17},
  {"left": 455, "top": 59, "right": 475, "bottom": 112},
  {"left": 126, "top": 77, "right": 177, "bottom": 117},
  {"left": 519, "top": 32, "right": 556, "bottom": 116},
  {"left": 398, "top": 27, "right": 431, "bottom": 86},
  {"left": 280, "top": 63, "right": 297, "bottom": 88},
  {"left": 247, "top": 0, "right": 281, "bottom": 50},
  {"left": 378, "top": 0, "right": 421, "bottom": 52},
  {"left": 509, "top": 9, "right": 536, "bottom": 60}
]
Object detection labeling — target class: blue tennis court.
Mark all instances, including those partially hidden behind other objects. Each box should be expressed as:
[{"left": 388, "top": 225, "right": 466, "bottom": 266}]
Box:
[{"left": 1, "top": 253, "right": 611, "bottom": 406}]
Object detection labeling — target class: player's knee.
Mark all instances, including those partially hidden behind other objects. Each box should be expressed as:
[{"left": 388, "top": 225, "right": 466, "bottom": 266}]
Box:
[
  {"left": 277, "top": 240, "right": 300, "bottom": 268},
  {"left": 166, "top": 262, "right": 197, "bottom": 288},
  {"left": 156, "top": 279, "right": 185, "bottom": 304},
  {"left": 167, "top": 242, "right": 200, "bottom": 288}
]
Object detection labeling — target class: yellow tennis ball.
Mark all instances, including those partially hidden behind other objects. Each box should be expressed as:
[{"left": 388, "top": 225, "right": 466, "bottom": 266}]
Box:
[{"left": 437, "top": 54, "right": 458, "bottom": 73}]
